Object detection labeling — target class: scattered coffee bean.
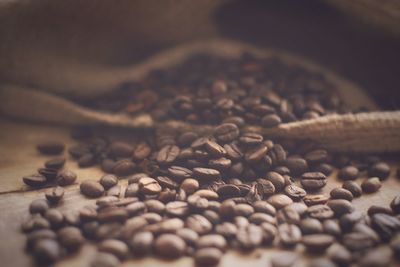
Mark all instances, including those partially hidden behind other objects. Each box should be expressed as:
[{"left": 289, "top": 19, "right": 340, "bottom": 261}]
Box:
[
  {"left": 338, "top": 166, "right": 359, "bottom": 180},
  {"left": 45, "top": 186, "right": 65, "bottom": 203},
  {"left": 194, "top": 247, "right": 222, "bottom": 266},
  {"left": 23, "top": 174, "right": 47, "bottom": 187},
  {"left": 44, "top": 157, "right": 66, "bottom": 170},
  {"left": 100, "top": 174, "right": 118, "bottom": 190},
  {"left": 369, "top": 162, "right": 391, "bottom": 180},
  {"left": 361, "top": 177, "right": 382, "bottom": 193},
  {"left": 37, "top": 141, "right": 65, "bottom": 155},
  {"left": 80, "top": 180, "right": 105, "bottom": 198},
  {"left": 33, "top": 239, "right": 61, "bottom": 263},
  {"left": 98, "top": 239, "right": 129, "bottom": 260},
  {"left": 29, "top": 199, "right": 49, "bottom": 215},
  {"left": 342, "top": 180, "right": 362, "bottom": 197},
  {"left": 154, "top": 234, "right": 186, "bottom": 259},
  {"left": 301, "top": 172, "right": 327, "bottom": 191},
  {"left": 58, "top": 226, "right": 84, "bottom": 252}
]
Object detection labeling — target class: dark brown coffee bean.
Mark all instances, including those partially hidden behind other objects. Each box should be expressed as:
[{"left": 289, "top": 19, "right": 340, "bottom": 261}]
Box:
[
  {"left": 23, "top": 174, "right": 47, "bottom": 187},
  {"left": 165, "top": 201, "right": 189, "bottom": 217},
  {"left": 58, "top": 226, "right": 84, "bottom": 252},
  {"left": 343, "top": 231, "right": 377, "bottom": 251},
  {"left": 208, "top": 157, "right": 232, "bottom": 170},
  {"left": 98, "top": 239, "right": 129, "bottom": 259},
  {"left": 109, "top": 141, "right": 133, "bottom": 158},
  {"left": 129, "top": 231, "right": 153, "bottom": 256},
  {"left": 278, "top": 223, "right": 302, "bottom": 247},
  {"left": 90, "top": 252, "right": 120, "bottom": 267},
  {"left": 277, "top": 206, "right": 300, "bottom": 224},
  {"left": 369, "top": 162, "right": 390, "bottom": 180},
  {"left": 167, "top": 166, "right": 193, "bottom": 181},
  {"left": 38, "top": 167, "right": 58, "bottom": 181},
  {"left": 154, "top": 234, "right": 185, "bottom": 259},
  {"left": 313, "top": 163, "right": 334, "bottom": 176},
  {"left": 261, "top": 114, "right": 281, "bottom": 127},
  {"left": 187, "top": 195, "right": 208, "bottom": 211},
  {"left": 37, "top": 141, "right": 65, "bottom": 155},
  {"left": 33, "top": 239, "right": 61, "bottom": 263},
  {"left": 255, "top": 179, "right": 275, "bottom": 198},
  {"left": 323, "top": 220, "right": 341, "bottom": 237},
  {"left": 214, "top": 123, "right": 239, "bottom": 142},
  {"left": 132, "top": 142, "right": 151, "bottom": 161},
  {"left": 56, "top": 170, "right": 77, "bottom": 186},
  {"left": 361, "top": 177, "right": 382, "bottom": 193},
  {"left": 180, "top": 178, "right": 199, "bottom": 194},
  {"left": 368, "top": 205, "right": 393, "bottom": 216},
  {"left": 307, "top": 205, "right": 334, "bottom": 220},
  {"left": 100, "top": 174, "right": 118, "bottom": 190},
  {"left": 112, "top": 159, "right": 136, "bottom": 176},
  {"left": 236, "top": 224, "right": 263, "bottom": 250},
  {"left": 205, "top": 140, "right": 226, "bottom": 157},
  {"left": 124, "top": 183, "right": 139, "bottom": 198},
  {"left": 303, "top": 194, "right": 329, "bottom": 206},
  {"left": 338, "top": 166, "right": 359, "bottom": 180},
  {"left": 270, "top": 251, "right": 298, "bottom": 267},
  {"left": 44, "top": 186, "right": 64, "bottom": 203},
  {"left": 267, "top": 194, "right": 293, "bottom": 209},
  {"left": 177, "top": 132, "right": 198, "bottom": 147},
  {"left": 266, "top": 171, "right": 286, "bottom": 192},
  {"left": 253, "top": 200, "right": 276, "bottom": 215},
  {"left": 25, "top": 229, "right": 56, "bottom": 249},
  {"left": 223, "top": 143, "right": 243, "bottom": 160},
  {"left": 156, "top": 145, "right": 180, "bottom": 165},
  {"left": 233, "top": 203, "right": 255, "bottom": 217},
  {"left": 359, "top": 245, "right": 393, "bottom": 267},
  {"left": 305, "top": 149, "right": 329, "bottom": 164},
  {"left": 284, "top": 184, "right": 306, "bottom": 200},
  {"left": 371, "top": 213, "right": 400, "bottom": 241},
  {"left": 284, "top": 157, "right": 308, "bottom": 176},
  {"left": 193, "top": 167, "right": 221, "bottom": 181},
  {"left": 249, "top": 213, "right": 276, "bottom": 225},
  {"left": 138, "top": 177, "right": 161, "bottom": 195},
  {"left": 330, "top": 188, "right": 353, "bottom": 201},
  {"left": 217, "top": 184, "right": 241, "bottom": 199},
  {"left": 78, "top": 153, "right": 96, "bottom": 168},
  {"left": 29, "top": 199, "right": 49, "bottom": 215},
  {"left": 80, "top": 180, "right": 105, "bottom": 198},
  {"left": 176, "top": 228, "right": 198, "bottom": 246},
  {"left": 98, "top": 207, "right": 128, "bottom": 223},
  {"left": 127, "top": 173, "right": 148, "bottom": 184},
  {"left": 215, "top": 222, "right": 238, "bottom": 239},
  {"left": 44, "top": 157, "right": 66, "bottom": 170},
  {"left": 301, "top": 172, "right": 327, "bottom": 191},
  {"left": 96, "top": 196, "right": 119, "bottom": 207},
  {"left": 342, "top": 180, "right": 362, "bottom": 197},
  {"left": 391, "top": 195, "right": 400, "bottom": 214},
  {"left": 300, "top": 218, "right": 323, "bottom": 234},
  {"left": 239, "top": 132, "right": 263, "bottom": 145},
  {"left": 186, "top": 214, "right": 212, "bottom": 235},
  {"left": 302, "top": 234, "right": 334, "bottom": 253},
  {"left": 21, "top": 216, "right": 50, "bottom": 233},
  {"left": 245, "top": 144, "right": 268, "bottom": 163},
  {"left": 194, "top": 248, "right": 222, "bottom": 266},
  {"left": 327, "top": 199, "right": 354, "bottom": 217},
  {"left": 288, "top": 202, "right": 308, "bottom": 216},
  {"left": 44, "top": 209, "right": 64, "bottom": 228}
]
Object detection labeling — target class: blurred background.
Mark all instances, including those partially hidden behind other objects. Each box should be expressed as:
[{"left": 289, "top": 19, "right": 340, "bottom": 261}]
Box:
[{"left": 0, "top": 0, "right": 399, "bottom": 108}]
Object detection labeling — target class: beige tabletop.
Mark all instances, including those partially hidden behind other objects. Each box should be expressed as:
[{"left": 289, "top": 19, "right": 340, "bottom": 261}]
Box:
[{"left": 0, "top": 117, "right": 399, "bottom": 267}]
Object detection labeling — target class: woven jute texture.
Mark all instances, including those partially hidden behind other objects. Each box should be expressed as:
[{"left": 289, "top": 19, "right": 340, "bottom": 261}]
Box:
[{"left": 0, "top": 39, "right": 399, "bottom": 153}]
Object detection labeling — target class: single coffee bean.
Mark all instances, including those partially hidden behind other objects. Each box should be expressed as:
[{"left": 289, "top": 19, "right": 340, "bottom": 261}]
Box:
[
  {"left": 154, "top": 234, "right": 186, "bottom": 259},
  {"left": 177, "top": 132, "right": 198, "bottom": 147},
  {"left": 284, "top": 157, "right": 308, "bottom": 176},
  {"left": 278, "top": 223, "right": 302, "bottom": 247},
  {"left": 56, "top": 170, "right": 77, "bottom": 186},
  {"left": 38, "top": 167, "right": 58, "bottom": 181},
  {"left": 23, "top": 174, "right": 47, "bottom": 187},
  {"left": 29, "top": 199, "right": 49, "bottom": 215},
  {"left": 270, "top": 251, "right": 298, "bottom": 267},
  {"left": 313, "top": 163, "right": 334, "bottom": 176},
  {"left": 44, "top": 209, "right": 64, "bottom": 228},
  {"left": 21, "top": 216, "right": 50, "bottom": 233},
  {"left": 239, "top": 132, "right": 263, "bottom": 145},
  {"left": 112, "top": 159, "right": 136, "bottom": 176},
  {"left": 217, "top": 184, "right": 241, "bottom": 199},
  {"left": 193, "top": 167, "right": 221, "bottom": 181},
  {"left": 58, "top": 226, "right": 84, "bottom": 252},
  {"left": 249, "top": 213, "right": 276, "bottom": 225},
  {"left": 205, "top": 140, "right": 226, "bottom": 157},
  {"left": 261, "top": 114, "right": 281, "bottom": 127},
  {"left": 145, "top": 199, "right": 165, "bottom": 214},
  {"left": 305, "top": 149, "right": 329, "bottom": 164},
  {"left": 361, "top": 177, "right": 382, "bottom": 193},
  {"left": 168, "top": 166, "right": 193, "bottom": 181},
  {"left": 236, "top": 224, "right": 263, "bottom": 250},
  {"left": 277, "top": 206, "right": 300, "bottom": 224},
  {"left": 267, "top": 194, "right": 293, "bottom": 209},
  {"left": 138, "top": 177, "right": 161, "bottom": 195},
  {"left": 98, "top": 207, "right": 129, "bottom": 223},
  {"left": 391, "top": 195, "right": 400, "bottom": 214},
  {"left": 33, "top": 239, "right": 61, "bottom": 263},
  {"left": 90, "top": 252, "right": 120, "bottom": 267},
  {"left": 284, "top": 184, "right": 306, "bottom": 200},
  {"left": 196, "top": 234, "right": 227, "bottom": 251},
  {"left": 338, "top": 166, "right": 359, "bottom": 180},
  {"left": 342, "top": 180, "right": 362, "bottom": 197},
  {"left": 132, "top": 142, "right": 152, "bottom": 161},
  {"left": 287, "top": 202, "right": 308, "bottom": 216},
  {"left": 157, "top": 145, "right": 180, "bottom": 165},
  {"left": 187, "top": 195, "right": 208, "bottom": 210},
  {"left": 307, "top": 204, "right": 334, "bottom": 220},
  {"left": 327, "top": 199, "right": 354, "bottom": 217},
  {"left": 109, "top": 141, "right": 134, "bottom": 158},
  {"left": 214, "top": 123, "right": 239, "bottom": 142},
  {"left": 301, "top": 172, "right": 327, "bottom": 191},
  {"left": 327, "top": 243, "right": 352, "bottom": 266},
  {"left": 194, "top": 247, "right": 222, "bottom": 266},
  {"left": 330, "top": 188, "right": 353, "bottom": 201},
  {"left": 37, "top": 141, "right": 65, "bottom": 155},
  {"left": 78, "top": 153, "right": 96, "bottom": 168},
  {"left": 176, "top": 228, "right": 198, "bottom": 246},
  {"left": 244, "top": 144, "right": 268, "bottom": 163},
  {"left": 215, "top": 222, "right": 238, "bottom": 239},
  {"left": 44, "top": 157, "right": 66, "bottom": 170},
  {"left": 193, "top": 189, "right": 219, "bottom": 200},
  {"left": 360, "top": 246, "right": 393, "bottom": 267},
  {"left": 165, "top": 201, "right": 189, "bottom": 217},
  {"left": 266, "top": 171, "right": 286, "bottom": 192},
  {"left": 369, "top": 162, "right": 390, "bottom": 180},
  {"left": 129, "top": 231, "right": 154, "bottom": 256},
  {"left": 80, "top": 180, "right": 105, "bottom": 198},
  {"left": 371, "top": 213, "right": 400, "bottom": 241},
  {"left": 323, "top": 220, "right": 341, "bottom": 237},
  {"left": 224, "top": 143, "right": 243, "bottom": 160},
  {"left": 299, "top": 218, "right": 323, "bottom": 234},
  {"left": 124, "top": 183, "right": 139, "bottom": 198},
  {"left": 253, "top": 200, "right": 276, "bottom": 216},
  {"left": 339, "top": 211, "right": 366, "bottom": 232},
  {"left": 368, "top": 205, "right": 393, "bottom": 216},
  {"left": 233, "top": 203, "right": 255, "bottom": 217},
  {"left": 100, "top": 174, "right": 118, "bottom": 190},
  {"left": 342, "top": 231, "right": 377, "bottom": 251},
  {"left": 302, "top": 234, "right": 334, "bottom": 253},
  {"left": 98, "top": 239, "right": 129, "bottom": 260},
  {"left": 186, "top": 214, "right": 212, "bottom": 235},
  {"left": 25, "top": 229, "right": 56, "bottom": 249},
  {"left": 180, "top": 178, "right": 199, "bottom": 194},
  {"left": 44, "top": 186, "right": 64, "bottom": 204},
  {"left": 303, "top": 194, "right": 329, "bottom": 206}
]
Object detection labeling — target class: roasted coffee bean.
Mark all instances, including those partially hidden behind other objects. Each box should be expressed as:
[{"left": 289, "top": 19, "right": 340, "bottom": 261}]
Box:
[
  {"left": 129, "top": 231, "right": 153, "bottom": 256},
  {"left": 79, "top": 205, "right": 98, "bottom": 222},
  {"left": 339, "top": 211, "right": 365, "bottom": 232},
  {"left": 260, "top": 222, "right": 277, "bottom": 245},
  {"left": 44, "top": 157, "right": 66, "bottom": 170},
  {"left": 205, "top": 140, "right": 226, "bottom": 157},
  {"left": 193, "top": 167, "right": 221, "bottom": 181},
  {"left": 196, "top": 234, "right": 227, "bottom": 251},
  {"left": 44, "top": 209, "right": 64, "bottom": 228},
  {"left": 330, "top": 188, "right": 353, "bottom": 201},
  {"left": 217, "top": 184, "right": 241, "bottom": 199},
  {"left": 274, "top": 166, "right": 291, "bottom": 175},
  {"left": 90, "top": 252, "right": 120, "bottom": 267},
  {"left": 145, "top": 199, "right": 165, "bottom": 214},
  {"left": 359, "top": 245, "right": 393, "bottom": 267},
  {"left": 132, "top": 142, "right": 152, "bottom": 161},
  {"left": 29, "top": 199, "right": 49, "bottom": 215},
  {"left": 284, "top": 184, "right": 306, "bottom": 200},
  {"left": 299, "top": 218, "right": 323, "bottom": 234},
  {"left": 253, "top": 200, "right": 276, "bottom": 215},
  {"left": 126, "top": 202, "right": 146, "bottom": 216},
  {"left": 56, "top": 170, "right": 77, "bottom": 186},
  {"left": 45, "top": 186, "right": 64, "bottom": 203},
  {"left": 371, "top": 213, "right": 400, "bottom": 241},
  {"left": 342, "top": 231, "right": 377, "bottom": 251},
  {"left": 177, "top": 132, "right": 198, "bottom": 147},
  {"left": 327, "top": 243, "right": 352, "bottom": 266},
  {"left": 106, "top": 185, "right": 122, "bottom": 197},
  {"left": 21, "top": 216, "right": 50, "bottom": 233},
  {"left": 284, "top": 157, "right": 308, "bottom": 176},
  {"left": 96, "top": 196, "right": 119, "bottom": 207},
  {"left": 301, "top": 172, "right": 327, "bottom": 191},
  {"left": 98, "top": 239, "right": 129, "bottom": 259},
  {"left": 214, "top": 123, "right": 239, "bottom": 142},
  {"left": 187, "top": 195, "right": 208, "bottom": 210},
  {"left": 338, "top": 166, "right": 359, "bottom": 180},
  {"left": 109, "top": 142, "right": 134, "bottom": 158},
  {"left": 23, "top": 174, "right": 47, "bottom": 187},
  {"left": 323, "top": 220, "right": 341, "bottom": 237},
  {"left": 78, "top": 153, "right": 96, "bottom": 168},
  {"left": 157, "top": 145, "right": 180, "bottom": 165},
  {"left": 224, "top": 143, "right": 243, "bottom": 160},
  {"left": 391, "top": 195, "right": 400, "bottom": 214},
  {"left": 342, "top": 180, "right": 362, "bottom": 197},
  {"left": 278, "top": 223, "right": 302, "bottom": 247},
  {"left": 302, "top": 234, "right": 334, "bottom": 253},
  {"left": 239, "top": 132, "right": 263, "bottom": 145},
  {"left": 361, "top": 177, "right": 382, "bottom": 193},
  {"left": 98, "top": 207, "right": 128, "bottom": 223},
  {"left": 215, "top": 222, "right": 238, "bottom": 239},
  {"left": 100, "top": 174, "right": 118, "bottom": 190},
  {"left": 368, "top": 205, "right": 393, "bottom": 216},
  {"left": 112, "top": 159, "right": 136, "bottom": 176},
  {"left": 127, "top": 173, "right": 148, "bottom": 184},
  {"left": 305, "top": 149, "right": 328, "bottom": 164},
  {"left": 267, "top": 194, "right": 293, "bottom": 209},
  {"left": 327, "top": 199, "right": 354, "bottom": 217},
  {"left": 58, "top": 226, "right": 84, "bottom": 252},
  {"left": 180, "top": 178, "right": 199, "bottom": 194},
  {"left": 175, "top": 228, "right": 198, "bottom": 246},
  {"left": 249, "top": 213, "right": 276, "bottom": 225},
  {"left": 270, "top": 251, "right": 298, "bottom": 267},
  {"left": 236, "top": 224, "right": 263, "bottom": 250},
  {"left": 261, "top": 114, "right": 281, "bottom": 127},
  {"left": 37, "top": 141, "right": 65, "bottom": 155},
  {"left": 287, "top": 202, "right": 308, "bottom": 216},
  {"left": 168, "top": 166, "right": 193, "bottom": 181},
  {"left": 25, "top": 229, "right": 56, "bottom": 249},
  {"left": 154, "top": 234, "right": 186, "bottom": 259},
  {"left": 233, "top": 203, "right": 255, "bottom": 217},
  {"left": 313, "top": 163, "right": 334, "bottom": 176},
  {"left": 303, "top": 194, "right": 329, "bottom": 206},
  {"left": 165, "top": 201, "right": 189, "bottom": 217},
  {"left": 255, "top": 179, "right": 275, "bottom": 197},
  {"left": 194, "top": 247, "right": 222, "bottom": 266},
  {"left": 307, "top": 204, "right": 334, "bottom": 220},
  {"left": 124, "top": 183, "right": 139, "bottom": 198},
  {"left": 186, "top": 214, "right": 212, "bottom": 235},
  {"left": 80, "top": 180, "right": 105, "bottom": 198},
  {"left": 369, "top": 162, "right": 390, "bottom": 180},
  {"left": 138, "top": 177, "right": 161, "bottom": 195},
  {"left": 33, "top": 239, "right": 61, "bottom": 263},
  {"left": 38, "top": 167, "right": 58, "bottom": 181},
  {"left": 63, "top": 210, "right": 80, "bottom": 226},
  {"left": 244, "top": 144, "right": 268, "bottom": 163},
  {"left": 193, "top": 189, "right": 219, "bottom": 200},
  {"left": 266, "top": 171, "right": 286, "bottom": 192},
  {"left": 141, "top": 212, "right": 162, "bottom": 224}
]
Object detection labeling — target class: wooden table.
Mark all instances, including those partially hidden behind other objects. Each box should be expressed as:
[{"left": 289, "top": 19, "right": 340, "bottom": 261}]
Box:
[{"left": 0, "top": 117, "right": 399, "bottom": 267}]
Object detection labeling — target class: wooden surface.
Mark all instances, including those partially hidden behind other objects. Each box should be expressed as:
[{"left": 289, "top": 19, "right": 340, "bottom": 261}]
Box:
[{"left": 0, "top": 117, "right": 399, "bottom": 267}]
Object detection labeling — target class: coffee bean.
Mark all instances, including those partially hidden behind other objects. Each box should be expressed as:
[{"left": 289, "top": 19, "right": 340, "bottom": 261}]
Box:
[
  {"left": 214, "top": 123, "right": 239, "bottom": 142},
  {"left": 303, "top": 194, "right": 329, "bottom": 206},
  {"left": 112, "top": 159, "right": 136, "bottom": 176},
  {"left": 21, "top": 216, "right": 50, "bottom": 233},
  {"left": 313, "top": 163, "right": 334, "bottom": 176},
  {"left": 342, "top": 180, "right": 362, "bottom": 197},
  {"left": 196, "top": 234, "right": 227, "bottom": 251},
  {"left": 267, "top": 194, "right": 293, "bottom": 209},
  {"left": 284, "top": 157, "right": 308, "bottom": 176},
  {"left": 156, "top": 145, "right": 180, "bottom": 165},
  {"left": 154, "top": 234, "right": 186, "bottom": 259},
  {"left": 278, "top": 223, "right": 302, "bottom": 247},
  {"left": 236, "top": 224, "right": 263, "bottom": 250},
  {"left": 323, "top": 220, "right": 341, "bottom": 237},
  {"left": 98, "top": 207, "right": 128, "bottom": 223},
  {"left": 29, "top": 199, "right": 49, "bottom": 215},
  {"left": 301, "top": 172, "right": 327, "bottom": 191},
  {"left": 109, "top": 142, "right": 134, "bottom": 158},
  {"left": 129, "top": 231, "right": 153, "bottom": 256},
  {"left": 233, "top": 203, "right": 255, "bottom": 217},
  {"left": 391, "top": 195, "right": 400, "bottom": 214},
  {"left": 100, "top": 174, "right": 118, "bottom": 190},
  {"left": 186, "top": 214, "right": 212, "bottom": 234},
  {"left": 277, "top": 206, "right": 300, "bottom": 224},
  {"left": 359, "top": 245, "right": 393, "bottom": 267},
  {"left": 343, "top": 231, "right": 377, "bottom": 251},
  {"left": 338, "top": 166, "right": 359, "bottom": 180},
  {"left": 307, "top": 204, "right": 334, "bottom": 220},
  {"left": 205, "top": 140, "right": 226, "bottom": 157},
  {"left": 23, "top": 174, "right": 47, "bottom": 187},
  {"left": 327, "top": 199, "right": 354, "bottom": 217},
  {"left": 367, "top": 205, "right": 393, "bottom": 216},
  {"left": 194, "top": 248, "right": 222, "bottom": 266},
  {"left": 144, "top": 199, "right": 165, "bottom": 214},
  {"left": 90, "top": 252, "right": 120, "bottom": 267},
  {"left": 270, "top": 251, "right": 298, "bottom": 267},
  {"left": 361, "top": 177, "right": 382, "bottom": 193},
  {"left": 98, "top": 239, "right": 129, "bottom": 259},
  {"left": 261, "top": 114, "right": 281, "bottom": 127},
  {"left": 176, "top": 228, "right": 198, "bottom": 246},
  {"left": 44, "top": 157, "right": 66, "bottom": 170},
  {"left": 124, "top": 183, "right": 139, "bottom": 198},
  {"left": 239, "top": 132, "right": 263, "bottom": 145},
  {"left": 266, "top": 171, "right": 286, "bottom": 192},
  {"left": 302, "top": 234, "right": 334, "bottom": 253},
  {"left": 132, "top": 142, "right": 152, "bottom": 161},
  {"left": 224, "top": 143, "right": 243, "bottom": 160},
  {"left": 245, "top": 144, "right": 268, "bottom": 163},
  {"left": 284, "top": 184, "right": 306, "bottom": 200},
  {"left": 299, "top": 218, "right": 323, "bottom": 234},
  {"left": 217, "top": 184, "right": 241, "bottom": 199},
  {"left": 193, "top": 167, "right": 221, "bottom": 181},
  {"left": 253, "top": 200, "right": 276, "bottom": 215},
  {"left": 25, "top": 229, "right": 56, "bottom": 249},
  {"left": 193, "top": 189, "right": 219, "bottom": 200},
  {"left": 287, "top": 202, "right": 308, "bottom": 216},
  {"left": 80, "top": 180, "right": 105, "bottom": 198},
  {"left": 327, "top": 243, "right": 351, "bottom": 266},
  {"left": 44, "top": 209, "right": 64, "bottom": 228},
  {"left": 138, "top": 177, "right": 161, "bottom": 195},
  {"left": 330, "top": 188, "right": 353, "bottom": 201},
  {"left": 58, "top": 226, "right": 84, "bottom": 252},
  {"left": 165, "top": 201, "right": 189, "bottom": 217},
  {"left": 180, "top": 178, "right": 199, "bottom": 194},
  {"left": 215, "top": 222, "right": 238, "bottom": 239},
  {"left": 33, "top": 239, "right": 61, "bottom": 263},
  {"left": 249, "top": 213, "right": 276, "bottom": 225},
  {"left": 78, "top": 153, "right": 96, "bottom": 167},
  {"left": 305, "top": 149, "right": 329, "bottom": 164},
  {"left": 56, "top": 170, "right": 77, "bottom": 186},
  {"left": 37, "top": 141, "right": 65, "bottom": 155},
  {"left": 309, "top": 258, "right": 337, "bottom": 267},
  {"left": 371, "top": 213, "right": 400, "bottom": 241},
  {"left": 369, "top": 162, "right": 390, "bottom": 180},
  {"left": 38, "top": 167, "right": 58, "bottom": 181}
]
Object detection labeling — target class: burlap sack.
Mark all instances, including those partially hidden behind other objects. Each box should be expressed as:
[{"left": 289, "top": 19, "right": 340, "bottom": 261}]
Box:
[{"left": 0, "top": 39, "right": 399, "bottom": 153}]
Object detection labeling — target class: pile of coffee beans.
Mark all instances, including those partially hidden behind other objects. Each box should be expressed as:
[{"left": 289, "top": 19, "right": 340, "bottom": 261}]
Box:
[{"left": 20, "top": 53, "right": 400, "bottom": 267}]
